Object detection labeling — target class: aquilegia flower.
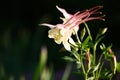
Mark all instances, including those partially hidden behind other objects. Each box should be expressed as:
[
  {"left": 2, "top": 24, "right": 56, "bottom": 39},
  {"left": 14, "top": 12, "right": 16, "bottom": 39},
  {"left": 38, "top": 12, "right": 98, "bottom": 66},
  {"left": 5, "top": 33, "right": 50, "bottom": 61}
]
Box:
[{"left": 40, "top": 5, "right": 104, "bottom": 51}]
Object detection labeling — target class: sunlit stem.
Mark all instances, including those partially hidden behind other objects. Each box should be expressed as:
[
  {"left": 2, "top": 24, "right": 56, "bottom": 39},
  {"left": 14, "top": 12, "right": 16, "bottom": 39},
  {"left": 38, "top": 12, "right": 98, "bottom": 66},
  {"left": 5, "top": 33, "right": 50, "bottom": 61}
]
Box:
[
  {"left": 93, "top": 44, "right": 97, "bottom": 65},
  {"left": 98, "top": 53, "right": 104, "bottom": 63},
  {"left": 79, "top": 50, "right": 87, "bottom": 79},
  {"left": 97, "top": 62, "right": 104, "bottom": 79},
  {"left": 73, "top": 30, "right": 81, "bottom": 44},
  {"left": 80, "top": 56, "right": 87, "bottom": 79},
  {"left": 72, "top": 50, "right": 87, "bottom": 79},
  {"left": 83, "top": 22, "right": 92, "bottom": 41},
  {"left": 83, "top": 22, "right": 97, "bottom": 78}
]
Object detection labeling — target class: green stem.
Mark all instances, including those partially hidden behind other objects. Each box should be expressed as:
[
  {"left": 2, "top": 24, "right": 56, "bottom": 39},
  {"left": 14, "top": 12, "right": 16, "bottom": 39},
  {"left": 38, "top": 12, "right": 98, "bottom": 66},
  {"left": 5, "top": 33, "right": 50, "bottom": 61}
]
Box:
[
  {"left": 74, "top": 30, "right": 81, "bottom": 44},
  {"left": 85, "top": 73, "right": 88, "bottom": 80},
  {"left": 82, "top": 62, "right": 86, "bottom": 74},
  {"left": 79, "top": 50, "right": 86, "bottom": 79},
  {"left": 83, "top": 22, "right": 92, "bottom": 41},
  {"left": 97, "top": 62, "right": 104, "bottom": 79},
  {"left": 109, "top": 74, "right": 113, "bottom": 80},
  {"left": 72, "top": 51, "right": 80, "bottom": 61},
  {"left": 81, "top": 59, "right": 87, "bottom": 80},
  {"left": 98, "top": 53, "right": 104, "bottom": 64},
  {"left": 93, "top": 44, "right": 97, "bottom": 66},
  {"left": 95, "top": 53, "right": 104, "bottom": 80},
  {"left": 93, "top": 44, "right": 97, "bottom": 79}
]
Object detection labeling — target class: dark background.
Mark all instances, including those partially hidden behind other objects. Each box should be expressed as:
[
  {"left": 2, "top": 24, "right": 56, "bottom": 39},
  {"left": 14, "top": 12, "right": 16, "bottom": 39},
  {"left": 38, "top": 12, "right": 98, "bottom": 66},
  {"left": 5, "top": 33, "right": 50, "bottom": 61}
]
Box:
[{"left": 0, "top": 0, "right": 120, "bottom": 79}]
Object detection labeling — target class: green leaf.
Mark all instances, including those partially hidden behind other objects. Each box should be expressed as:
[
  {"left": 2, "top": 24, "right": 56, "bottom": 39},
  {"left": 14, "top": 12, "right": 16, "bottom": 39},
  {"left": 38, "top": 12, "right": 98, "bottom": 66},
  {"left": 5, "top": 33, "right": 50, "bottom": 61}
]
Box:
[
  {"left": 82, "top": 36, "right": 90, "bottom": 46},
  {"left": 116, "top": 62, "right": 120, "bottom": 73},
  {"left": 88, "top": 42, "right": 94, "bottom": 48},
  {"left": 93, "top": 63, "right": 100, "bottom": 72},
  {"left": 106, "top": 73, "right": 113, "bottom": 79},
  {"left": 102, "top": 45, "right": 113, "bottom": 60},
  {"left": 76, "top": 61, "right": 81, "bottom": 69},
  {"left": 95, "top": 35, "right": 105, "bottom": 47},
  {"left": 62, "top": 56, "right": 76, "bottom": 62},
  {"left": 106, "top": 44, "right": 112, "bottom": 51},
  {"left": 87, "top": 77, "right": 94, "bottom": 80}
]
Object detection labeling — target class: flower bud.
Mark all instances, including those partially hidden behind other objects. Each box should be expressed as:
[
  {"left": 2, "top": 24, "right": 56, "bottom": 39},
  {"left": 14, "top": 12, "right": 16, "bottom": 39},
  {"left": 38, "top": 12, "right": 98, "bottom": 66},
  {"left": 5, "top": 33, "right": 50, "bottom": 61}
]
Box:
[
  {"left": 101, "top": 28, "right": 107, "bottom": 35},
  {"left": 84, "top": 50, "right": 91, "bottom": 72},
  {"left": 109, "top": 49, "right": 117, "bottom": 74}
]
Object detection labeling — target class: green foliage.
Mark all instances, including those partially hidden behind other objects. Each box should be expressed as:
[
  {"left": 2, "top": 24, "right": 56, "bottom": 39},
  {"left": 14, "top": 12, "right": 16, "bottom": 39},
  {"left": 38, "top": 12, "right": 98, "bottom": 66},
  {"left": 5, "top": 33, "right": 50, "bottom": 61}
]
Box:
[
  {"left": 116, "top": 62, "right": 120, "bottom": 73},
  {"left": 61, "top": 22, "right": 119, "bottom": 80}
]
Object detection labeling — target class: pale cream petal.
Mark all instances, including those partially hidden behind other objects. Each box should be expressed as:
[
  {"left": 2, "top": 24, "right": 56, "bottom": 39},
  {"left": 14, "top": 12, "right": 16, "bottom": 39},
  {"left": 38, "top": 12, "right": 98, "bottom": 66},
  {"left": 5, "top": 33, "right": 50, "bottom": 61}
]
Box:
[
  {"left": 60, "top": 17, "right": 67, "bottom": 24},
  {"left": 60, "top": 28, "right": 66, "bottom": 36},
  {"left": 40, "top": 23, "right": 56, "bottom": 28},
  {"left": 48, "top": 28, "right": 63, "bottom": 44},
  {"left": 56, "top": 24, "right": 65, "bottom": 29},
  {"left": 74, "top": 26, "right": 79, "bottom": 33},
  {"left": 54, "top": 39, "right": 62, "bottom": 44},
  {"left": 56, "top": 5, "right": 72, "bottom": 19},
  {"left": 69, "top": 37, "right": 76, "bottom": 46},
  {"left": 48, "top": 29, "right": 56, "bottom": 38},
  {"left": 63, "top": 41, "right": 71, "bottom": 51},
  {"left": 72, "top": 26, "right": 79, "bottom": 35}
]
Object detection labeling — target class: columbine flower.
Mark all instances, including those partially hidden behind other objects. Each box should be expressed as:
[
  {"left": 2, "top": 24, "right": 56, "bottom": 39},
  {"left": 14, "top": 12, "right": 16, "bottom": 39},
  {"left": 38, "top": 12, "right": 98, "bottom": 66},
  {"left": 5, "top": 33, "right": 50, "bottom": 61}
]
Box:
[{"left": 40, "top": 5, "right": 104, "bottom": 51}]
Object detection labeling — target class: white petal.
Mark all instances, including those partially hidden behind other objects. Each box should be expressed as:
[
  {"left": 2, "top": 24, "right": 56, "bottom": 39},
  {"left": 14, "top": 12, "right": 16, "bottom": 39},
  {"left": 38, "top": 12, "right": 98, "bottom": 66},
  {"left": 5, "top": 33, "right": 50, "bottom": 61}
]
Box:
[
  {"left": 69, "top": 37, "right": 76, "bottom": 45},
  {"left": 74, "top": 26, "right": 79, "bottom": 33},
  {"left": 40, "top": 23, "right": 56, "bottom": 28},
  {"left": 72, "top": 26, "right": 79, "bottom": 35},
  {"left": 54, "top": 39, "right": 62, "bottom": 44},
  {"left": 63, "top": 41, "right": 71, "bottom": 51},
  {"left": 56, "top": 5, "right": 72, "bottom": 19}
]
